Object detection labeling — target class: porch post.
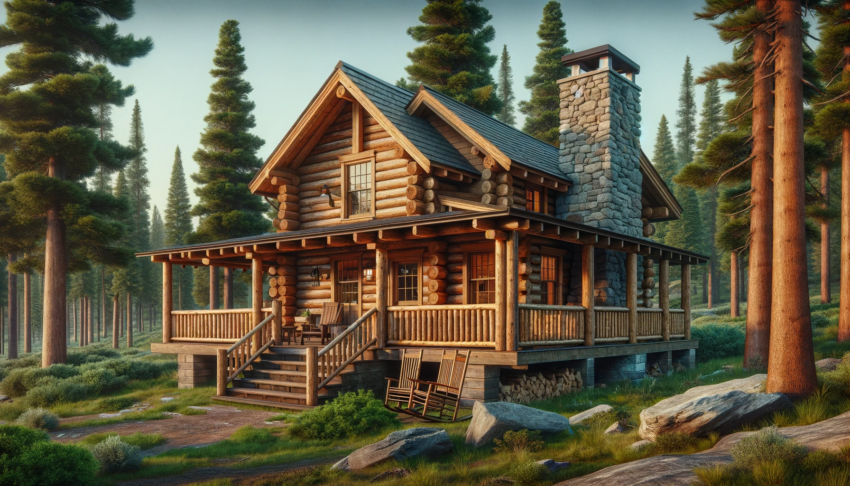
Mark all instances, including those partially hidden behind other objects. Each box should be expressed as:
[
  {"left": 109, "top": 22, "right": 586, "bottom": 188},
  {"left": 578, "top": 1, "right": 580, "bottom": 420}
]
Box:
[
  {"left": 506, "top": 231, "right": 519, "bottom": 351},
  {"left": 582, "top": 245, "right": 595, "bottom": 347},
  {"left": 627, "top": 252, "right": 638, "bottom": 344},
  {"left": 209, "top": 265, "right": 219, "bottom": 310},
  {"left": 162, "top": 262, "right": 173, "bottom": 344},
  {"left": 305, "top": 346, "right": 318, "bottom": 406},
  {"left": 660, "top": 258, "right": 670, "bottom": 341},
  {"left": 252, "top": 259, "right": 263, "bottom": 351},
  {"left": 375, "top": 245, "right": 387, "bottom": 348},
  {"left": 272, "top": 299, "right": 282, "bottom": 346},
  {"left": 495, "top": 237, "right": 507, "bottom": 352},
  {"left": 682, "top": 263, "right": 692, "bottom": 340},
  {"left": 223, "top": 268, "right": 233, "bottom": 310}
]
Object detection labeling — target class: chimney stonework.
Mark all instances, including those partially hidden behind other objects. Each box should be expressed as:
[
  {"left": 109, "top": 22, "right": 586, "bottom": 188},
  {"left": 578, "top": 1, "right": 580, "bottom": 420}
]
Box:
[{"left": 556, "top": 46, "right": 643, "bottom": 240}]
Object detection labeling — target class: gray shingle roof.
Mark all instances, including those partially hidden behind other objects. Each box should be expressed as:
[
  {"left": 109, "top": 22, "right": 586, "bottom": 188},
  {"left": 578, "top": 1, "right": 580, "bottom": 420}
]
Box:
[
  {"left": 421, "top": 86, "right": 561, "bottom": 178},
  {"left": 339, "top": 63, "right": 476, "bottom": 175}
]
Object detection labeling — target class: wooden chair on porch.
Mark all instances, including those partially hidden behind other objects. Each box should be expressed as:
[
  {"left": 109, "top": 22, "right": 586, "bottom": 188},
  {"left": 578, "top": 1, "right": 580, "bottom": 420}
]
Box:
[
  {"left": 299, "top": 302, "right": 342, "bottom": 345},
  {"left": 405, "top": 349, "right": 472, "bottom": 422},
  {"left": 383, "top": 349, "right": 423, "bottom": 412}
]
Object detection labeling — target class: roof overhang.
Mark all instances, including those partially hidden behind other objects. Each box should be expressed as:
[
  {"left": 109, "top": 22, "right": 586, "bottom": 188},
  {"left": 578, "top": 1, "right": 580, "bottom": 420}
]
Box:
[{"left": 640, "top": 150, "right": 682, "bottom": 222}]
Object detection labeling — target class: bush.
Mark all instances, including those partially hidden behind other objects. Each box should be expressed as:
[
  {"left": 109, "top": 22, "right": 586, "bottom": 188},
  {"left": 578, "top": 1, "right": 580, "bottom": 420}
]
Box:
[
  {"left": 691, "top": 324, "right": 745, "bottom": 362},
  {"left": 80, "top": 432, "right": 165, "bottom": 451},
  {"left": 0, "top": 426, "right": 97, "bottom": 486},
  {"left": 99, "top": 396, "right": 135, "bottom": 412},
  {"left": 509, "top": 461, "right": 547, "bottom": 485},
  {"left": 0, "top": 365, "right": 79, "bottom": 397},
  {"left": 0, "top": 425, "right": 48, "bottom": 457},
  {"left": 230, "top": 426, "right": 277, "bottom": 444},
  {"left": 654, "top": 432, "right": 699, "bottom": 453},
  {"left": 731, "top": 426, "right": 807, "bottom": 468},
  {"left": 812, "top": 313, "right": 832, "bottom": 328},
  {"left": 89, "top": 435, "right": 143, "bottom": 474},
  {"left": 14, "top": 408, "right": 59, "bottom": 431},
  {"left": 289, "top": 390, "right": 399, "bottom": 440},
  {"left": 78, "top": 367, "right": 127, "bottom": 394},
  {"left": 25, "top": 380, "right": 89, "bottom": 407},
  {"left": 494, "top": 429, "right": 544, "bottom": 454},
  {"left": 801, "top": 450, "right": 843, "bottom": 472},
  {"left": 66, "top": 346, "right": 121, "bottom": 366}
]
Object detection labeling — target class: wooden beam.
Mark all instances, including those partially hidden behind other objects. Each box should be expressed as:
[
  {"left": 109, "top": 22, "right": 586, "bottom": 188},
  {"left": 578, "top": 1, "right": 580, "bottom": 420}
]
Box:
[
  {"left": 499, "top": 218, "right": 530, "bottom": 231},
  {"left": 506, "top": 231, "right": 519, "bottom": 352},
  {"left": 327, "top": 235, "right": 354, "bottom": 247},
  {"left": 582, "top": 245, "right": 595, "bottom": 347},
  {"left": 151, "top": 255, "right": 169, "bottom": 263},
  {"left": 301, "top": 238, "right": 325, "bottom": 250},
  {"left": 352, "top": 232, "right": 377, "bottom": 244},
  {"left": 253, "top": 243, "right": 278, "bottom": 254},
  {"left": 682, "top": 264, "right": 691, "bottom": 340},
  {"left": 336, "top": 84, "right": 355, "bottom": 102},
  {"left": 277, "top": 241, "right": 302, "bottom": 252},
  {"left": 410, "top": 225, "right": 437, "bottom": 238},
  {"left": 162, "top": 262, "right": 172, "bottom": 344},
  {"left": 495, "top": 238, "right": 506, "bottom": 352},
  {"left": 378, "top": 229, "right": 404, "bottom": 241},
  {"left": 485, "top": 230, "right": 508, "bottom": 240},
  {"left": 352, "top": 100, "right": 364, "bottom": 153},
  {"left": 472, "top": 218, "right": 496, "bottom": 231},
  {"left": 440, "top": 196, "right": 503, "bottom": 212},
  {"left": 660, "top": 259, "right": 670, "bottom": 341},
  {"left": 376, "top": 246, "right": 388, "bottom": 348}
]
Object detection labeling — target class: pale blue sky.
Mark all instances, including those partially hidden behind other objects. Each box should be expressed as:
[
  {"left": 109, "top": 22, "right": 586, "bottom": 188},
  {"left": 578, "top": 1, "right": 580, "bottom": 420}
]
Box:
[{"left": 0, "top": 0, "right": 738, "bottom": 219}]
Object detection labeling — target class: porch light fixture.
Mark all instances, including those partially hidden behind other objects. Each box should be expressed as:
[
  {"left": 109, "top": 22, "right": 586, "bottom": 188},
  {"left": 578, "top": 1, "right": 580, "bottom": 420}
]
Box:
[
  {"left": 363, "top": 261, "right": 374, "bottom": 282},
  {"left": 310, "top": 266, "right": 324, "bottom": 287}
]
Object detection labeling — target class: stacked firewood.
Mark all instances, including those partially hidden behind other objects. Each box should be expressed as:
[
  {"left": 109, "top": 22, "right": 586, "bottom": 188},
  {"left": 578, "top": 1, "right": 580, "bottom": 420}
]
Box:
[
  {"left": 271, "top": 170, "right": 301, "bottom": 232},
  {"left": 267, "top": 256, "right": 297, "bottom": 325},
  {"left": 499, "top": 369, "right": 584, "bottom": 403}
]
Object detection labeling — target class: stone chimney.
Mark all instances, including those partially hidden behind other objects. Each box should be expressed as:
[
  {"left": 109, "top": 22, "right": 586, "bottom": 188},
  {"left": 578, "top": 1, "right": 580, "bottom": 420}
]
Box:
[{"left": 556, "top": 45, "right": 643, "bottom": 239}]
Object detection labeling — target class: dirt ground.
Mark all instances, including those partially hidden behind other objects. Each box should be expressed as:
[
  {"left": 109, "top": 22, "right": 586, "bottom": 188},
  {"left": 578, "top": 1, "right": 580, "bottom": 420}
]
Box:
[{"left": 51, "top": 405, "right": 283, "bottom": 455}]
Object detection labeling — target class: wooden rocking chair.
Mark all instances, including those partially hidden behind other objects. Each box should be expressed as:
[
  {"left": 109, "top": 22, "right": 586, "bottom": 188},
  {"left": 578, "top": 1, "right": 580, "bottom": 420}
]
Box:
[
  {"left": 406, "top": 349, "right": 472, "bottom": 422},
  {"left": 300, "top": 302, "right": 342, "bottom": 345},
  {"left": 383, "top": 349, "right": 423, "bottom": 412}
]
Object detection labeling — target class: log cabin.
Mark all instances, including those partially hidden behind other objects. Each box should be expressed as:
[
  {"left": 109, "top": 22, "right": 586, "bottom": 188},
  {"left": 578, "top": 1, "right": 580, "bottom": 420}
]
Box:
[{"left": 139, "top": 45, "right": 707, "bottom": 410}]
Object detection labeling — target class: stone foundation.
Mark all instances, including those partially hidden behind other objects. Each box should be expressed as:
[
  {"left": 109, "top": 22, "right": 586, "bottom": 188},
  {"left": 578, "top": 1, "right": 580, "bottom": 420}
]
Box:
[
  {"left": 178, "top": 354, "right": 216, "bottom": 389},
  {"left": 672, "top": 349, "right": 696, "bottom": 370},
  {"left": 595, "top": 353, "right": 647, "bottom": 384}
]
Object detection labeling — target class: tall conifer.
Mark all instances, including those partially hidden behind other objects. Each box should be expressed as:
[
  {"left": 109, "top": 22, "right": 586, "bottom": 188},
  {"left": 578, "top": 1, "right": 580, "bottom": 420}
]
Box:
[
  {"left": 651, "top": 115, "right": 677, "bottom": 243},
  {"left": 402, "top": 0, "right": 501, "bottom": 115},
  {"left": 496, "top": 45, "right": 516, "bottom": 126},
  {"left": 0, "top": 0, "right": 151, "bottom": 365},
  {"left": 519, "top": 1, "right": 571, "bottom": 145},
  {"left": 165, "top": 147, "right": 194, "bottom": 309},
  {"left": 676, "top": 57, "right": 698, "bottom": 168},
  {"left": 126, "top": 100, "right": 151, "bottom": 330}
]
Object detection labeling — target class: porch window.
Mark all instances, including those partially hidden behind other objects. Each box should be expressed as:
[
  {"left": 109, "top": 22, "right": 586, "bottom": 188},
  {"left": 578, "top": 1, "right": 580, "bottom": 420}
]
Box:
[
  {"left": 343, "top": 158, "right": 374, "bottom": 219},
  {"left": 469, "top": 252, "right": 496, "bottom": 304},
  {"left": 395, "top": 261, "right": 419, "bottom": 305},
  {"left": 540, "top": 255, "right": 558, "bottom": 305},
  {"left": 526, "top": 186, "right": 542, "bottom": 213},
  {"left": 336, "top": 259, "right": 360, "bottom": 324}
]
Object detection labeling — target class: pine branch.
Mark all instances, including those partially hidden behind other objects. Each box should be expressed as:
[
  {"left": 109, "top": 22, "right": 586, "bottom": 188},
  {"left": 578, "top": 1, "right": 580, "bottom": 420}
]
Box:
[
  {"left": 729, "top": 105, "right": 756, "bottom": 123},
  {"left": 802, "top": 78, "right": 824, "bottom": 94},
  {"left": 813, "top": 89, "right": 850, "bottom": 106},
  {"left": 731, "top": 188, "right": 754, "bottom": 199},
  {"left": 726, "top": 204, "right": 754, "bottom": 217},
  {"left": 716, "top": 153, "right": 756, "bottom": 186},
  {"left": 264, "top": 196, "right": 279, "bottom": 211}
]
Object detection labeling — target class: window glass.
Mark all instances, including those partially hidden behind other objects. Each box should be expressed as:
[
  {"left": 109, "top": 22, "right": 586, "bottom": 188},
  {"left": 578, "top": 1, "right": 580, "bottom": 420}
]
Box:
[
  {"left": 347, "top": 161, "right": 372, "bottom": 216},
  {"left": 470, "top": 252, "right": 496, "bottom": 304},
  {"left": 396, "top": 262, "right": 419, "bottom": 304},
  {"left": 336, "top": 259, "right": 359, "bottom": 323},
  {"left": 540, "top": 255, "right": 558, "bottom": 305},
  {"left": 526, "top": 188, "right": 541, "bottom": 212}
]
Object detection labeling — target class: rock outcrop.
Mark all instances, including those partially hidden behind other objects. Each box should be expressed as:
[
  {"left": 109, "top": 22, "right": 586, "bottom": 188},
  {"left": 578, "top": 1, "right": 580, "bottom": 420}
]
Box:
[
  {"left": 465, "top": 402, "right": 572, "bottom": 447},
  {"left": 568, "top": 404, "right": 613, "bottom": 425},
  {"left": 638, "top": 374, "right": 791, "bottom": 440},
  {"left": 332, "top": 428, "right": 453, "bottom": 471}
]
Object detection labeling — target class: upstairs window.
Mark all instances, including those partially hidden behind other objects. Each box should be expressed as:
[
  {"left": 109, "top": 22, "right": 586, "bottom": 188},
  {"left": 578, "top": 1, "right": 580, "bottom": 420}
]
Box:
[
  {"left": 526, "top": 186, "right": 542, "bottom": 213},
  {"left": 469, "top": 252, "right": 496, "bottom": 304},
  {"left": 540, "top": 255, "right": 558, "bottom": 305},
  {"left": 342, "top": 155, "right": 375, "bottom": 219}
]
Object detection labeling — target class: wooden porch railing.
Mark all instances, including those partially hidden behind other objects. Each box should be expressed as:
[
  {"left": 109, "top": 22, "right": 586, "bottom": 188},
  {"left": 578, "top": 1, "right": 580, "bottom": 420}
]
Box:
[
  {"left": 637, "top": 308, "right": 663, "bottom": 341},
  {"left": 518, "top": 304, "right": 585, "bottom": 346},
  {"left": 172, "top": 308, "right": 273, "bottom": 343},
  {"left": 215, "top": 305, "right": 279, "bottom": 396},
  {"left": 386, "top": 304, "right": 497, "bottom": 347},
  {"left": 595, "top": 307, "right": 629, "bottom": 343},
  {"left": 671, "top": 309, "right": 686, "bottom": 338}
]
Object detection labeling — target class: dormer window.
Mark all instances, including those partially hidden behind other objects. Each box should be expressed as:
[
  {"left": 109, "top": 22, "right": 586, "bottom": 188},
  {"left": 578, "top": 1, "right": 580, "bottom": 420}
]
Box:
[
  {"left": 340, "top": 151, "right": 376, "bottom": 219},
  {"left": 526, "top": 186, "right": 543, "bottom": 213}
]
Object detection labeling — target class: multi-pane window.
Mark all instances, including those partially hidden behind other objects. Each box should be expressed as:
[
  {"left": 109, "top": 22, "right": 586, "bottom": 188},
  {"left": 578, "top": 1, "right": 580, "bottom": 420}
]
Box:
[
  {"left": 336, "top": 260, "right": 359, "bottom": 324},
  {"left": 526, "top": 188, "right": 542, "bottom": 212},
  {"left": 346, "top": 161, "right": 372, "bottom": 217},
  {"left": 395, "top": 262, "right": 419, "bottom": 305},
  {"left": 470, "top": 252, "right": 496, "bottom": 304},
  {"left": 540, "top": 255, "right": 558, "bottom": 305}
]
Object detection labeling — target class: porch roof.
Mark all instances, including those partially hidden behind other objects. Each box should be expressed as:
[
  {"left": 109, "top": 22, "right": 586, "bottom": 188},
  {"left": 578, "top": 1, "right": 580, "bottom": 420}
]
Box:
[{"left": 137, "top": 209, "right": 709, "bottom": 266}]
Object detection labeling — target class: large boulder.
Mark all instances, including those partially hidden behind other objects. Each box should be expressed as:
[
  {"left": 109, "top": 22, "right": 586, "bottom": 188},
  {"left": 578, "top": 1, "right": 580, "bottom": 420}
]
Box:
[
  {"left": 815, "top": 358, "right": 842, "bottom": 372},
  {"left": 638, "top": 374, "right": 791, "bottom": 440},
  {"left": 465, "top": 402, "right": 572, "bottom": 447},
  {"left": 332, "top": 428, "right": 452, "bottom": 471},
  {"left": 569, "top": 404, "right": 613, "bottom": 425}
]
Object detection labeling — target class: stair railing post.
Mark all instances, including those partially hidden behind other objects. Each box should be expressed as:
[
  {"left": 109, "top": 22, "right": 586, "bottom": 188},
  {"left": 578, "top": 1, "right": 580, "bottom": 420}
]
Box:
[
  {"left": 216, "top": 348, "right": 227, "bottom": 397},
  {"left": 272, "top": 300, "right": 282, "bottom": 346},
  {"left": 306, "top": 346, "right": 319, "bottom": 406}
]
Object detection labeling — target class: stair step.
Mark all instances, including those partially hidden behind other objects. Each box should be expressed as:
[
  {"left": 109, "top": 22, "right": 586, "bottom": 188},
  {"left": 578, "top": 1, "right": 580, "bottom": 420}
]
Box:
[
  {"left": 211, "top": 395, "right": 316, "bottom": 411},
  {"left": 227, "top": 386, "right": 312, "bottom": 400},
  {"left": 235, "top": 378, "right": 307, "bottom": 389}
]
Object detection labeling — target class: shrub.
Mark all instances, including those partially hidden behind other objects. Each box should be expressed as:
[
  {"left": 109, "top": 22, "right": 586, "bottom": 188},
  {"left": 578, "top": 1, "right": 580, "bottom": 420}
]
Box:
[
  {"left": 80, "top": 432, "right": 166, "bottom": 450},
  {"left": 3, "top": 441, "right": 98, "bottom": 485},
  {"left": 230, "top": 426, "right": 277, "bottom": 444},
  {"left": 654, "top": 432, "right": 699, "bottom": 453},
  {"left": 288, "top": 390, "right": 399, "bottom": 440},
  {"left": 691, "top": 324, "right": 745, "bottom": 362},
  {"left": 25, "top": 380, "right": 89, "bottom": 407},
  {"left": 509, "top": 461, "right": 547, "bottom": 486},
  {"left": 812, "top": 313, "right": 832, "bottom": 328},
  {"left": 814, "top": 466, "right": 850, "bottom": 486},
  {"left": 751, "top": 460, "right": 789, "bottom": 486},
  {"left": 494, "top": 429, "right": 544, "bottom": 454},
  {"left": 78, "top": 367, "right": 126, "bottom": 394},
  {"left": 66, "top": 346, "right": 121, "bottom": 366},
  {"left": 801, "top": 450, "right": 843, "bottom": 472},
  {"left": 0, "top": 365, "right": 79, "bottom": 397},
  {"left": 731, "top": 426, "right": 806, "bottom": 468},
  {"left": 0, "top": 425, "right": 49, "bottom": 458},
  {"left": 99, "top": 396, "right": 135, "bottom": 412},
  {"left": 14, "top": 408, "right": 59, "bottom": 431},
  {"left": 90, "top": 435, "right": 143, "bottom": 474}
]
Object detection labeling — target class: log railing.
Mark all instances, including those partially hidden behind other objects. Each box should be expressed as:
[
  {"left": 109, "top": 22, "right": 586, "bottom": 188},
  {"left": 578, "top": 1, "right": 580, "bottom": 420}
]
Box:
[
  {"left": 671, "top": 309, "right": 686, "bottom": 338},
  {"left": 386, "top": 304, "right": 497, "bottom": 347},
  {"left": 518, "top": 304, "right": 585, "bottom": 346},
  {"left": 636, "top": 308, "right": 663, "bottom": 341},
  {"left": 595, "top": 307, "right": 630, "bottom": 343},
  {"left": 317, "top": 307, "right": 378, "bottom": 389},
  {"left": 215, "top": 305, "right": 279, "bottom": 396},
  {"left": 171, "top": 307, "right": 273, "bottom": 343}
]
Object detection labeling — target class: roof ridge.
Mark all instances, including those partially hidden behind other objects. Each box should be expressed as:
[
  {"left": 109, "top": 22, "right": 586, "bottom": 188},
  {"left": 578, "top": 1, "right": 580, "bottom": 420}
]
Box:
[{"left": 339, "top": 62, "right": 416, "bottom": 100}]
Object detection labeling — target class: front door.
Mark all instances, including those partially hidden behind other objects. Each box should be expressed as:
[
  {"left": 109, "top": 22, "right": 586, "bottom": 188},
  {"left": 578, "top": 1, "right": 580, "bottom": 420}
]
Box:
[{"left": 335, "top": 259, "right": 360, "bottom": 325}]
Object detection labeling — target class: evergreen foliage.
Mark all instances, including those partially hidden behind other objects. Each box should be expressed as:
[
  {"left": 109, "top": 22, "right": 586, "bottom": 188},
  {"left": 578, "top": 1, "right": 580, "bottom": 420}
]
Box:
[
  {"left": 110, "top": 172, "right": 137, "bottom": 300},
  {"left": 676, "top": 57, "right": 698, "bottom": 167},
  {"left": 496, "top": 45, "right": 516, "bottom": 126},
  {"left": 149, "top": 207, "right": 164, "bottom": 251},
  {"left": 125, "top": 100, "right": 152, "bottom": 307},
  {"left": 401, "top": 0, "right": 501, "bottom": 115},
  {"left": 191, "top": 20, "right": 268, "bottom": 243},
  {"left": 663, "top": 183, "right": 704, "bottom": 253},
  {"left": 164, "top": 147, "right": 194, "bottom": 309},
  {"left": 652, "top": 115, "right": 678, "bottom": 186},
  {"left": 519, "top": 1, "right": 571, "bottom": 146}
]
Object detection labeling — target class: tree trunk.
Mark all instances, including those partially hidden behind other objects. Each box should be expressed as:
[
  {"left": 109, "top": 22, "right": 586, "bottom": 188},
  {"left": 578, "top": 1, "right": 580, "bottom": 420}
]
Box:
[
  {"left": 223, "top": 268, "right": 233, "bottom": 309},
  {"left": 126, "top": 293, "right": 133, "bottom": 348},
  {"left": 87, "top": 296, "right": 93, "bottom": 344},
  {"left": 0, "top": 307, "right": 4, "bottom": 355},
  {"left": 23, "top": 270, "right": 30, "bottom": 354},
  {"left": 112, "top": 294, "right": 119, "bottom": 349},
  {"left": 708, "top": 187, "right": 718, "bottom": 309},
  {"left": 701, "top": 271, "right": 707, "bottom": 304},
  {"left": 137, "top": 296, "right": 142, "bottom": 333},
  {"left": 766, "top": 0, "right": 817, "bottom": 397},
  {"left": 744, "top": 0, "right": 775, "bottom": 370},
  {"left": 6, "top": 254, "right": 17, "bottom": 359},
  {"left": 101, "top": 268, "right": 107, "bottom": 338},
  {"left": 821, "top": 168, "right": 831, "bottom": 303},
  {"left": 43, "top": 157, "right": 67, "bottom": 366},
  {"left": 731, "top": 251, "right": 740, "bottom": 318},
  {"left": 839, "top": 41, "right": 850, "bottom": 341},
  {"left": 209, "top": 266, "right": 219, "bottom": 310}
]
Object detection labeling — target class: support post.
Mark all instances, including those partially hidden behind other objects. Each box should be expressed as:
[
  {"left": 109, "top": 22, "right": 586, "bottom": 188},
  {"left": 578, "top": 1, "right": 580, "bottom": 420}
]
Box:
[
  {"left": 209, "top": 265, "right": 219, "bottom": 310},
  {"left": 682, "top": 264, "right": 692, "bottom": 340},
  {"left": 660, "top": 259, "right": 670, "bottom": 341},
  {"left": 252, "top": 258, "right": 263, "bottom": 352},
  {"left": 495, "top": 237, "right": 507, "bottom": 352},
  {"left": 376, "top": 246, "right": 387, "bottom": 348},
  {"left": 216, "top": 348, "right": 227, "bottom": 397},
  {"left": 582, "top": 245, "right": 595, "bottom": 347},
  {"left": 506, "top": 231, "right": 519, "bottom": 351},
  {"left": 272, "top": 299, "right": 282, "bottom": 345},
  {"left": 163, "top": 262, "right": 173, "bottom": 344},
  {"left": 627, "top": 252, "right": 637, "bottom": 344},
  {"left": 305, "top": 346, "right": 318, "bottom": 406},
  {"left": 223, "top": 268, "right": 233, "bottom": 310}
]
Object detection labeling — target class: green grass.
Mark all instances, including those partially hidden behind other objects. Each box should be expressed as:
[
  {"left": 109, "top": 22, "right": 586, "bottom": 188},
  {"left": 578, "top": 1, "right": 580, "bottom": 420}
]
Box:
[{"left": 78, "top": 431, "right": 167, "bottom": 450}]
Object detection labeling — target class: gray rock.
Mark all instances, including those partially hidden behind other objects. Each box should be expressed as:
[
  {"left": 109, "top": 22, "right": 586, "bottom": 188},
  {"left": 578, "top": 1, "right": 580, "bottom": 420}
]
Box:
[
  {"left": 465, "top": 402, "right": 572, "bottom": 447},
  {"left": 629, "top": 439, "right": 652, "bottom": 450},
  {"left": 568, "top": 404, "right": 613, "bottom": 425},
  {"left": 604, "top": 422, "right": 626, "bottom": 435},
  {"left": 638, "top": 374, "right": 792, "bottom": 440},
  {"left": 537, "top": 459, "right": 571, "bottom": 473},
  {"left": 0, "top": 395, "right": 9, "bottom": 403},
  {"left": 815, "top": 358, "right": 842, "bottom": 372},
  {"left": 332, "top": 428, "right": 452, "bottom": 471}
]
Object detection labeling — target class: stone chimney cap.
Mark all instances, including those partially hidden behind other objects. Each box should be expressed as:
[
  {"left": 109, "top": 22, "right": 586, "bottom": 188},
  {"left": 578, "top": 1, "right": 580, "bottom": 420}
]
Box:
[{"left": 561, "top": 44, "right": 640, "bottom": 75}]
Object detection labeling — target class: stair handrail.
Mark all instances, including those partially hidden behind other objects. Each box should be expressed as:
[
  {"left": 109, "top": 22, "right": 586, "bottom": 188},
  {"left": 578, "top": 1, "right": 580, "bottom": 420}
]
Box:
[
  {"left": 314, "top": 307, "right": 378, "bottom": 391},
  {"left": 216, "top": 303, "right": 280, "bottom": 397}
]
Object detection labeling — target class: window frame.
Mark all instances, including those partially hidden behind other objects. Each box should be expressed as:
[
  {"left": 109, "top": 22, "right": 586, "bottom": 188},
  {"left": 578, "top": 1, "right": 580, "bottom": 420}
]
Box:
[
  {"left": 525, "top": 184, "right": 546, "bottom": 213},
  {"left": 331, "top": 255, "right": 363, "bottom": 320},
  {"left": 340, "top": 151, "right": 377, "bottom": 220},
  {"left": 467, "top": 251, "right": 497, "bottom": 305},
  {"left": 392, "top": 259, "right": 421, "bottom": 306},
  {"left": 539, "top": 254, "right": 560, "bottom": 306}
]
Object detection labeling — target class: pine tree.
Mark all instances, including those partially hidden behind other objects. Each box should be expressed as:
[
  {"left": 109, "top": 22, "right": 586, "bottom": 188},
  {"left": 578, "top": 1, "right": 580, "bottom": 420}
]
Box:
[
  {"left": 696, "top": 79, "right": 725, "bottom": 308},
  {"left": 126, "top": 100, "right": 152, "bottom": 331},
  {"left": 651, "top": 115, "right": 678, "bottom": 244},
  {"left": 110, "top": 172, "right": 137, "bottom": 331},
  {"left": 0, "top": 0, "right": 151, "bottom": 365},
  {"left": 519, "top": 1, "right": 571, "bottom": 145},
  {"left": 496, "top": 45, "right": 516, "bottom": 126},
  {"left": 149, "top": 205, "right": 164, "bottom": 327},
  {"left": 402, "top": 0, "right": 501, "bottom": 115},
  {"left": 676, "top": 57, "right": 698, "bottom": 167},
  {"left": 165, "top": 146, "right": 194, "bottom": 309},
  {"left": 664, "top": 184, "right": 704, "bottom": 254}
]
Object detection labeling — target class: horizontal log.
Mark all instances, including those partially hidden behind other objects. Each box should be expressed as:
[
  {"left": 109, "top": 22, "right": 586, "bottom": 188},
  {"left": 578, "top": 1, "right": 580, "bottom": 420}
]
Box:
[
  {"left": 278, "top": 202, "right": 300, "bottom": 212},
  {"left": 376, "top": 206, "right": 408, "bottom": 219},
  {"left": 428, "top": 241, "right": 448, "bottom": 253},
  {"left": 447, "top": 253, "right": 464, "bottom": 264},
  {"left": 376, "top": 147, "right": 404, "bottom": 162},
  {"left": 300, "top": 168, "right": 340, "bottom": 184},
  {"left": 407, "top": 161, "right": 424, "bottom": 175},
  {"left": 428, "top": 265, "right": 447, "bottom": 280},
  {"left": 276, "top": 256, "right": 297, "bottom": 266},
  {"left": 425, "top": 201, "right": 441, "bottom": 214},
  {"left": 495, "top": 172, "right": 513, "bottom": 185},
  {"left": 447, "top": 262, "right": 464, "bottom": 274},
  {"left": 377, "top": 178, "right": 408, "bottom": 192},
  {"left": 276, "top": 296, "right": 297, "bottom": 306},
  {"left": 428, "top": 292, "right": 447, "bottom": 305},
  {"left": 377, "top": 196, "right": 409, "bottom": 210},
  {"left": 277, "top": 194, "right": 300, "bottom": 203},
  {"left": 406, "top": 200, "right": 426, "bottom": 215},
  {"left": 447, "top": 294, "right": 464, "bottom": 305},
  {"left": 300, "top": 208, "right": 340, "bottom": 223},
  {"left": 296, "top": 289, "right": 331, "bottom": 299},
  {"left": 376, "top": 167, "right": 410, "bottom": 183},
  {"left": 277, "top": 210, "right": 300, "bottom": 221},
  {"left": 428, "top": 280, "right": 447, "bottom": 293},
  {"left": 277, "top": 184, "right": 300, "bottom": 195},
  {"left": 446, "top": 284, "right": 464, "bottom": 295},
  {"left": 437, "top": 190, "right": 483, "bottom": 202},
  {"left": 376, "top": 159, "right": 409, "bottom": 172},
  {"left": 428, "top": 253, "right": 447, "bottom": 266},
  {"left": 406, "top": 185, "right": 425, "bottom": 200},
  {"left": 376, "top": 187, "right": 408, "bottom": 200},
  {"left": 298, "top": 256, "right": 331, "bottom": 266},
  {"left": 496, "top": 184, "right": 514, "bottom": 197}
]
